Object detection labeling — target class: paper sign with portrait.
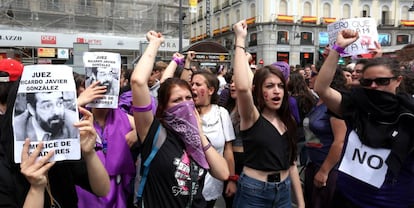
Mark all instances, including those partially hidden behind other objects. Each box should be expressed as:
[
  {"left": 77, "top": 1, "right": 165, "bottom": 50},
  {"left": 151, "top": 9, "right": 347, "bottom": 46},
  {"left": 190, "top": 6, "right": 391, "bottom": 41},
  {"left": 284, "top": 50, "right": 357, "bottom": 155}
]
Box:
[
  {"left": 84, "top": 52, "right": 121, "bottom": 109},
  {"left": 13, "top": 65, "right": 80, "bottom": 163},
  {"left": 327, "top": 18, "right": 378, "bottom": 57}
]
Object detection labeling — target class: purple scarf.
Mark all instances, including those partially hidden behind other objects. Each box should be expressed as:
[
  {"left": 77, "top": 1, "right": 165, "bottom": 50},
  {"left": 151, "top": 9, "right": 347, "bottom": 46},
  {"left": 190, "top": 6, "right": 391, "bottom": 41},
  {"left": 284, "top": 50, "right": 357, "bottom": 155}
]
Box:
[{"left": 163, "top": 100, "right": 209, "bottom": 169}]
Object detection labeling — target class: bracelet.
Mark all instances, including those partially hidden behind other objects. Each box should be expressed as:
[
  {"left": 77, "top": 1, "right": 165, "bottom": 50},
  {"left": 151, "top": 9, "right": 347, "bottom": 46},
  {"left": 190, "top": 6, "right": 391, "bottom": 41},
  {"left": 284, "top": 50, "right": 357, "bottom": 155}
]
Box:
[
  {"left": 131, "top": 98, "right": 153, "bottom": 113},
  {"left": 331, "top": 44, "right": 347, "bottom": 56},
  {"left": 234, "top": 45, "right": 246, "bottom": 52},
  {"left": 228, "top": 175, "right": 239, "bottom": 182},
  {"left": 183, "top": 67, "right": 193, "bottom": 72},
  {"left": 173, "top": 57, "right": 185, "bottom": 67},
  {"left": 203, "top": 142, "right": 212, "bottom": 152}
]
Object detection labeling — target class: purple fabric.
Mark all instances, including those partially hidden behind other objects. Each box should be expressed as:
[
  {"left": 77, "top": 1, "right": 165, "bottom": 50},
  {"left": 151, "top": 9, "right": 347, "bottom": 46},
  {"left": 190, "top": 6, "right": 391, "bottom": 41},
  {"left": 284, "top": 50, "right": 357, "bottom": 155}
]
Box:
[
  {"left": 272, "top": 61, "right": 290, "bottom": 81},
  {"left": 163, "top": 100, "right": 209, "bottom": 169},
  {"left": 118, "top": 90, "right": 156, "bottom": 115},
  {"left": 77, "top": 108, "right": 136, "bottom": 208},
  {"left": 288, "top": 96, "right": 300, "bottom": 124}
]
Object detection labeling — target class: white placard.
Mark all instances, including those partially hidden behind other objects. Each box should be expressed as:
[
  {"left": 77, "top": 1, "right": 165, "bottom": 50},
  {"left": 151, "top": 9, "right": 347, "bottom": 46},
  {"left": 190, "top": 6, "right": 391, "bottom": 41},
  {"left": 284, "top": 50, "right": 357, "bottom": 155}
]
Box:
[
  {"left": 327, "top": 18, "right": 378, "bottom": 57},
  {"left": 339, "top": 130, "right": 390, "bottom": 188},
  {"left": 13, "top": 65, "right": 80, "bottom": 163},
  {"left": 84, "top": 52, "right": 121, "bottom": 109}
]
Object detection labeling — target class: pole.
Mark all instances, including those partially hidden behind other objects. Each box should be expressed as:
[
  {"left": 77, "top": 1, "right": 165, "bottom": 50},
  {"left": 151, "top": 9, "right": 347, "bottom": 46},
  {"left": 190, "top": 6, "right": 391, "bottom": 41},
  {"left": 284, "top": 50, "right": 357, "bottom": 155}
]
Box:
[{"left": 179, "top": 0, "right": 183, "bottom": 52}]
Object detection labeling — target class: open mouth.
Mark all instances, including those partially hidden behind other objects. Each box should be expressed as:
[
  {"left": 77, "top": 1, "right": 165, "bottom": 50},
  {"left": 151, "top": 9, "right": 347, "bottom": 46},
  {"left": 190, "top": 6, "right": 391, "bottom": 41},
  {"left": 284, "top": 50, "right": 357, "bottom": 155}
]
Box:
[{"left": 272, "top": 97, "right": 281, "bottom": 102}]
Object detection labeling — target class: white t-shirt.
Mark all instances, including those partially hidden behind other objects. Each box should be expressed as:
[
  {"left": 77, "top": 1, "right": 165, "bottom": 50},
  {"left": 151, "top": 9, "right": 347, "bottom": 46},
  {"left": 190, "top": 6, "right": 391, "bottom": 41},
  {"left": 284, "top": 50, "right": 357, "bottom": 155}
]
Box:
[{"left": 201, "top": 104, "right": 235, "bottom": 200}]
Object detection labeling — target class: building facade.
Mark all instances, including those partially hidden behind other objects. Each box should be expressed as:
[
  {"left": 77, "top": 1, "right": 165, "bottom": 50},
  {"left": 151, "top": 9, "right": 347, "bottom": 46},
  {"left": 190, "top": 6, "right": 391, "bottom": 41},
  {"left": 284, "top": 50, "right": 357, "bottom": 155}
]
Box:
[
  {"left": 190, "top": 0, "right": 414, "bottom": 66},
  {"left": 0, "top": 0, "right": 191, "bottom": 69}
]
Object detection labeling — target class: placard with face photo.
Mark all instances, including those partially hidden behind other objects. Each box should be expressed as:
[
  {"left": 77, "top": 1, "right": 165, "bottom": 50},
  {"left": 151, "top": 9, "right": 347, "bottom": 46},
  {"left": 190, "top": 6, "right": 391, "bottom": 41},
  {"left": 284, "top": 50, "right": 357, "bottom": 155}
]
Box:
[
  {"left": 84, "top": 52, "right": 121, "bottom": 109},
  {"left": 13, "top": 65, "right": 80, "bottom": 163}
]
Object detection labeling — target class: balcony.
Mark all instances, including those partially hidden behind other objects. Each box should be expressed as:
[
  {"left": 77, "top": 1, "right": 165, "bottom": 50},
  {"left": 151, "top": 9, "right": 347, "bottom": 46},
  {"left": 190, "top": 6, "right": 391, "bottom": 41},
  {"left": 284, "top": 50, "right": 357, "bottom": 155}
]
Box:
[
  {"left": 232, "top": 0, "right": 242, "bottom": 4},
  {"left": 301, "top": 16, "right": 317, "bottom": 24},
  {"left": 213, "top": 5, "right": 221, "bottom": 13},
  {"left": 75, "top": 5, "right": 98, "bottom": 16},
  {"left": 221, "top": 25, "right": 230, "bottom": 33},
  {"left": 378, "top": 19, "right": 395, "bottom": 27},
  {"left": 321, "top": 17, "right": 336, "bottom": 25},
  {"left": 222, "top": 0, "right": 230, "bottom": 9},
  {"left": 400, "top": 20, "right": 414, "bottom": 27},
  {"left": 246, "top": 17, "right": 256, "bottom": 25},
  {"left": 276, "top": 15, "right": 294, "bottom": 23},
  {"left": 213, "top": 28, "right": 221, "bottom": 36},
  {"left": 39, "top": 1, "right": 65, "bottom": 13}
]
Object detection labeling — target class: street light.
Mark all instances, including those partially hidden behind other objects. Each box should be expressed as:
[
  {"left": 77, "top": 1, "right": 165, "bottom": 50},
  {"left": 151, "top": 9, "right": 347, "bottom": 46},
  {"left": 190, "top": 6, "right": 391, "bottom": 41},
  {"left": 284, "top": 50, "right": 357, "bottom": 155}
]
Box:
[{"left": 409, "top": 1, "right": 414, "bottom": 12}]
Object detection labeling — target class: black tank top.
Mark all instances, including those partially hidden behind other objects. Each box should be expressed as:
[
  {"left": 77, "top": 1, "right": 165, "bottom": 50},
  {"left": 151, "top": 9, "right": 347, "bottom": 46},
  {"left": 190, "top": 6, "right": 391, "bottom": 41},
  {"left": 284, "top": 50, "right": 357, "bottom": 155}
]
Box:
[{"left": 240, "top": 115, "right": 290, "bottom": 171}]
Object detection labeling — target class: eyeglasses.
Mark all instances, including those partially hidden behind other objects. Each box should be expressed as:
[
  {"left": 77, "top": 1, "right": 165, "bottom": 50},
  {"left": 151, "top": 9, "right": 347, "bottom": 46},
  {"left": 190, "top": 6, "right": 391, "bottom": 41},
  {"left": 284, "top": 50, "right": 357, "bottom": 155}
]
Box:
[{"left": 359, "top": 77, "right": 397, "bottom": 87}]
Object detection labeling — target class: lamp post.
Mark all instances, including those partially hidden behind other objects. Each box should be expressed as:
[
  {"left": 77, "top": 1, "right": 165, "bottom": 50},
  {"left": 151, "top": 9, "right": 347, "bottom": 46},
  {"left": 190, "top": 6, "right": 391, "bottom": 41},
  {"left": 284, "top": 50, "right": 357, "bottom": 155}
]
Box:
[{"left": 179, "top": 0, "right": 183, "bottom": 52}]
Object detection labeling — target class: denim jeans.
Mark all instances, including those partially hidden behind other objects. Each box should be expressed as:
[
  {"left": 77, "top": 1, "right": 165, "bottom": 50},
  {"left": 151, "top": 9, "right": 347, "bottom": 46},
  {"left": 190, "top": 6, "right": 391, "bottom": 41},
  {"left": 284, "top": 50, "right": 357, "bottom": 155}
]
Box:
[{"left": 233, "top": 172, "right": 292, "bottom": 208}]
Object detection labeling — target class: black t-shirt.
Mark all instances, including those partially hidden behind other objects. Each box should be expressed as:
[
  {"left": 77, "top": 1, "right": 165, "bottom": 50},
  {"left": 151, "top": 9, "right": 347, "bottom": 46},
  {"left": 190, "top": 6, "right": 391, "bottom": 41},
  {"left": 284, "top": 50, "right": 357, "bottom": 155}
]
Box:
[
  {"left": 140, "top": 119, "right": 207, "bottom": 208},
  {"left": 241, "top": 115, "right": 291, "bottom": 171}
]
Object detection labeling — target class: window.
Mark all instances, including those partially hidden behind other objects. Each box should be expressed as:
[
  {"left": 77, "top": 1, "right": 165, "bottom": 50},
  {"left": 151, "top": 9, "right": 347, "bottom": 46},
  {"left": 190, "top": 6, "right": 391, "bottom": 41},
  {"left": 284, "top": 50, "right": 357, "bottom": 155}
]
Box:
[
  {"left": 319, "top": 32, "right": 329, "bottom": 46},
  {"left": 343, "top": 4, "right": 351, "bottom": 19},
  {"left": 304, "top": 2, "right": 311, "bottom": 16},
  {"left": 362, "top": 5, "right": 370, "bottom": 17},
  {"left": 323, "top": 3, "right": 331, "bottom": 17},
  {"left": 396, "top": 35, "right": 409, "bottom": 45},
  {"left": 277, "top": 31, "right": 289, "bottom": 44},
  {"left": 279, "top": 0, "right": 287, "bottom": 14},
  {"left": 300, "top": 32, "right": 313, "bottom": 45},
  {"left": 249, "top": 33, "right": 257, "bottom": 46},
  {"left": 378, "top": 33, "right": 391, "bottom": 46}
]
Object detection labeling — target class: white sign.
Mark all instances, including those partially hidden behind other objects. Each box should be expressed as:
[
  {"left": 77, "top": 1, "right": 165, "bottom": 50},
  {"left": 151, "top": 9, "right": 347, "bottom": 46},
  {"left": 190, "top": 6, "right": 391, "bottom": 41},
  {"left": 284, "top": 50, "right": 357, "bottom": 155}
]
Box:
[
  {"left": 84, "top": 52, "right": 121, "bottom": 109},
  {"left": 327, "top": 18, "right": 378, "bottom": 57},
  {"left": 13, "top": 65, "right": 80, "bottom": 163},
  {"left": 339, "top": 130, "right": 390, "bottom": 188}
]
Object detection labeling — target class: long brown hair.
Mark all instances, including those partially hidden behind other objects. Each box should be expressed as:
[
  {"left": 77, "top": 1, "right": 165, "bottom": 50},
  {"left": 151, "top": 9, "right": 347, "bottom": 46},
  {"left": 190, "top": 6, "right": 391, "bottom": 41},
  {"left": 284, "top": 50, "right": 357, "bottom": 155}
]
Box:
[
  {"left": 252, "top": 65, "right": 297, "bottom": 163},
  {"left": 156, "top": 77, "right": 192, "bottom": 122}
]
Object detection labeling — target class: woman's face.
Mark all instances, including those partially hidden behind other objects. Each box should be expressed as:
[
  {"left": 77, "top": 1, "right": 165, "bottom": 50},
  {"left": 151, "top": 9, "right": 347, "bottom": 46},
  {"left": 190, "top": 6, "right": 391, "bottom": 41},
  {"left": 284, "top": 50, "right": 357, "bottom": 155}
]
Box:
[
  {"left": 166, "top": 85, "right": 193, "bottom": 110},
  {"left": 361, "top": 65, "right": 402, "bottom": 94},
  {"left": 191, "top": 74, "right": 213, "bottom": 107},
  {"left": 262, "top": 73, "right": 284, "bottom": 111},
  {"left": 229, "top": 77, "right": 237, "bottom": 99}
]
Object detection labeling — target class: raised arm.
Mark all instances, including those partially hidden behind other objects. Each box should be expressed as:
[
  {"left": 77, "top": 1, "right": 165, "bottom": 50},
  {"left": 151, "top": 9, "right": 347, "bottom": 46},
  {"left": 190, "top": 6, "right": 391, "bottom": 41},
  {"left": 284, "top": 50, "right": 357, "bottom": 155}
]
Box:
[
  {"left": 161, "top": 52, "right": 185, "bottom": 83},
  {"left": 232, "top": 20, "right": 259, "bottom": 130},
  {"left": 180, "top": 51, "right": 196, "bottom": 83},
  {"left": 130, "top": 31, "right": 164, "bottom": 143},
  {"left": 21, "top": 139, "right": 55, "bottom": 208},
  {"left": 74, "top": 106, "right": 110, "bottom": 197},
  {"left": 314, "top": 29, "right": 359, "bottom": 116}
]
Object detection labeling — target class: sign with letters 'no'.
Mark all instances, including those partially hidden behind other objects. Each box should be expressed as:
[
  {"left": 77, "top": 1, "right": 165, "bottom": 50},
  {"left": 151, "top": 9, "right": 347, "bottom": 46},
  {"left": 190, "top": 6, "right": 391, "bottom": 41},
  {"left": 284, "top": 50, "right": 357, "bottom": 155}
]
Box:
[{"left": 339, "top": 130, "right": 391, "bottom": 188}]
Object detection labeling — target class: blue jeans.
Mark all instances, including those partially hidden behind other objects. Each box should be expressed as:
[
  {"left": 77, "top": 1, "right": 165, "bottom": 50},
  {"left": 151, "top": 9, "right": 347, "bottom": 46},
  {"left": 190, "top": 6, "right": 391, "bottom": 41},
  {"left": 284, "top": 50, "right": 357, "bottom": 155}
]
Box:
[{"left": 233, "top": 172, "right": 292, "bottom": 208}]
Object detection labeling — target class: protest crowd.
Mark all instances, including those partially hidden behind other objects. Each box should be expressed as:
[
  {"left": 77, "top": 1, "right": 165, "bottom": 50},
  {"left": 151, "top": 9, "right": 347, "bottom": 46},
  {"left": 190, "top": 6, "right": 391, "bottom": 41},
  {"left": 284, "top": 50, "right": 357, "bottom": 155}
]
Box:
[{"left": 0, "top": 17, "right": 414, "bottom": 208}]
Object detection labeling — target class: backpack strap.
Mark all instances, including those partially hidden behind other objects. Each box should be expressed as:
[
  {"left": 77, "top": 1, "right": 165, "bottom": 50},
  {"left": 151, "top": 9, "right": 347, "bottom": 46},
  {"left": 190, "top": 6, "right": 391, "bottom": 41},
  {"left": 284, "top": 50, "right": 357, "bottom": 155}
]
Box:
[{"left": 136, "top": 125, "right": 167, "bottom": 205}]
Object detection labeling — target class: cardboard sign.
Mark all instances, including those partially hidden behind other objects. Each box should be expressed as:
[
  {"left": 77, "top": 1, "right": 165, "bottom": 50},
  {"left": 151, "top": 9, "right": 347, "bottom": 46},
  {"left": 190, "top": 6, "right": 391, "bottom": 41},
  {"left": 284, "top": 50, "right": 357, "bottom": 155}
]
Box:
[{"left": 327, "top": 18, "right": 378, "bottom": 57}]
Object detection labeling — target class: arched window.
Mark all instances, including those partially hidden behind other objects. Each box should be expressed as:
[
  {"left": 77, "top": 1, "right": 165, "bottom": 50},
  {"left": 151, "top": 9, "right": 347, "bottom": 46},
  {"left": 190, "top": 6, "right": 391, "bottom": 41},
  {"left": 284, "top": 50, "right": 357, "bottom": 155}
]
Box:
[
  {"left": 235, "top": 9, "right": 241, "bottom": 22},
  {"left": 304, "top": 2, "right": 312, "bottom": 16},
  {"left": 250, "top": 3, "right": 256, "bottom": 18},
  {"left": 280, "top": 0, "right": 288, "bottom": 14},
  {"left": 362, "top": 5, "right": 370, "bottom": 17},
  {"left": 323, "top": 3, "right": 331, "bottom": 17},
  {"left": 401, "top": 6, "right": 409, "bottom": 20},
  {"left": 225, "top": 13, "right": 230, "bottom": 27},
  {"left": 343, "top": 4, "right": 351, "bottom": 19},
  {"left": 381, "top": 6, "right": 390, "bottom": 25}
]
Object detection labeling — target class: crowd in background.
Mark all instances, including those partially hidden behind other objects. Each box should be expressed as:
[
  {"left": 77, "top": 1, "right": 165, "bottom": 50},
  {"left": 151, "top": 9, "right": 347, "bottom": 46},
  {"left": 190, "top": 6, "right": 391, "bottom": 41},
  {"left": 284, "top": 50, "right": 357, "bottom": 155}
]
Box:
[{"left": 0, "top": 18, "right": 414, "bottom": 208}]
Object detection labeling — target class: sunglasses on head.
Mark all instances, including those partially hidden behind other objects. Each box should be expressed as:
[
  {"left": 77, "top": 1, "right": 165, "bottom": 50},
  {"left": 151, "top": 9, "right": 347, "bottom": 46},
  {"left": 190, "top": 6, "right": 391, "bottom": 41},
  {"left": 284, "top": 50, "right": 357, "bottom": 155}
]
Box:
[{"left": 359, "top": 77, "right": 397, "bottom": 87}]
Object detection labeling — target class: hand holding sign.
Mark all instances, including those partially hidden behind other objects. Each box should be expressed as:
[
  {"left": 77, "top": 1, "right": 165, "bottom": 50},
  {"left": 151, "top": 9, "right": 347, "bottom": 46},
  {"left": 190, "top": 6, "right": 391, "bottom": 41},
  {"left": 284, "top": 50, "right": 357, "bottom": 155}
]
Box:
[
  {"left": 337, "top": 29, "right": 359, "bottom": 48},
  {"left": 74, "top": 107, "right": 97, "bottom": 157}
]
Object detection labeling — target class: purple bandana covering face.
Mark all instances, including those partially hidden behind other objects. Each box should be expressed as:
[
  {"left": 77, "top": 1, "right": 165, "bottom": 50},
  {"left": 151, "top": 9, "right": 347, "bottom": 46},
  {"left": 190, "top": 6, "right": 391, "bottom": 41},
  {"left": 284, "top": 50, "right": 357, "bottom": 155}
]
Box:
[{"left": 163, "top": 100, "right": 209, "bottom": 169}]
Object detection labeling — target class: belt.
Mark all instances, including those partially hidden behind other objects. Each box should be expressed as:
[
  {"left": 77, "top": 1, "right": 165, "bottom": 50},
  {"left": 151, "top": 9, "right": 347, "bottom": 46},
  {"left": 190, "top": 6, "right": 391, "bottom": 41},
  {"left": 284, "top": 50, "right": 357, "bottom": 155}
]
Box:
[{"left": 267, "top": 172, "right": 281, "bottom": 183}]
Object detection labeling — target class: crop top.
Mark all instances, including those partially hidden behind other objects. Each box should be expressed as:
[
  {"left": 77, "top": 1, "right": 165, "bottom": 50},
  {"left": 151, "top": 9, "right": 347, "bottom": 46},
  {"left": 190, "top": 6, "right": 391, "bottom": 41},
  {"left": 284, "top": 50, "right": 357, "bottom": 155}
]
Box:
[{"left": 240, "top": 115, "right": 290, "bottom": 171}]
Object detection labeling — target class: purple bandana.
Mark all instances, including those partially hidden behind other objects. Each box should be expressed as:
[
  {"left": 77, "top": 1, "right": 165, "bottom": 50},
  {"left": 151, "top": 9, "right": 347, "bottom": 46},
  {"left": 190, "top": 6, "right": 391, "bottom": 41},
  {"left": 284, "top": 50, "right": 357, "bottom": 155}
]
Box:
[{"left": 163, "top": 100, "right": 209, "bottom": 169}]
